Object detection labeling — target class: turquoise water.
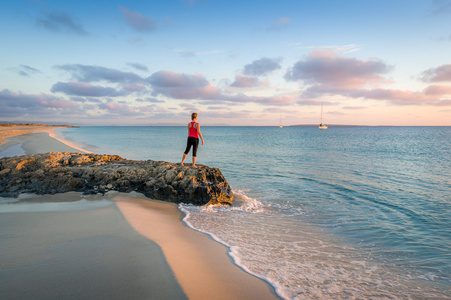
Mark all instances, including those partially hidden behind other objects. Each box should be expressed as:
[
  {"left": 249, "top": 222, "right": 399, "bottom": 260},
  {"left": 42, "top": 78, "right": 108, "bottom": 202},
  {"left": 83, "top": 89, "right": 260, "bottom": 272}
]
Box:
[{"left": 56, "top": 126, "right": 451, "bottom": 299}]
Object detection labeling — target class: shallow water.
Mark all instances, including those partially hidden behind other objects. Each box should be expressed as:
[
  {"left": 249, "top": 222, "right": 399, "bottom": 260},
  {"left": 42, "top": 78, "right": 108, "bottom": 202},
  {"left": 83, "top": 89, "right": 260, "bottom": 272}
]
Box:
[
  {"left": 0, "top": 143, "right": 25, "bottom": 158},
  {"left": 56, "top": 126, "right": 451, "bottom": 299}
]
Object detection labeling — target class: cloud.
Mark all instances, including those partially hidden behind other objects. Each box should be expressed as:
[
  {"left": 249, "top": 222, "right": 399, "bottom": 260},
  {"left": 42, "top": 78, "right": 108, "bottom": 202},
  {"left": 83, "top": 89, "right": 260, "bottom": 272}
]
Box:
[
  {"left": 119, "top": 6, "right": 156, "bottom": 33},
  {"left": 301, "top": 85, "right": 451, "bottom": 106},
  {"left": 267, "top": 17, "right": 292, "bottom": 31},
  {"left": 0, "top": 89, "right": 79, "bottom": 118},
  {"left": 97, "top": 101, "right": 147, "bottom": 117},
  {"left": 36, "top": 11, "right": 89, "bottom": 35},
  {"left": 347, "top": 88, "right": 451, "bottom": 106},
  {"left": 122, "top": 83, "right": 146, "bottom": 93},
  {"left": 147, "top": 70, "right": 220, "bottom": 99},
  {"left": 51, "top": 82, "right": 127, "bottom": 97},
  {"left": 290, "top": 43, "right": 364, "bottom": 54},
  {"left": 286, "top": 52, "right": 451, "bottom": 107},
  {"left": 243, "top": 57, "right": 282, "bottom": 76},
  {"left": 204, "top": 110, "right": 251, "bottom": 120},
  {"left": 342, "top": 106, "right": 368, "bottom": 110},
  {"left": 69, "top": 97, "right": 102, "bottom": 103},
  {"left": 0, "top": 88, "right": 169, "bottom": 123},
  {"left": 136, "top": 97, "right": 165, "bottom": 103},
  {"left": 172, "top": 48, "right": 224, "bottom": 57},
  {"left": 285, "top": 50, "right": 392, "bottom": 89},
  {"left": 1, "top": 89, "right": 74, "bottom": 108},
  {"left": 145, "top": 70, "right": 293, "bottom": 105},
  {"left": 55, "top": 64, "right": 143, "bottom": 84},
  {"left": 17, "top": 65, "right": 42, "bottom": 77},
  {"left": 99, "top": 102, "right": 128, "bottom": 111},
  {"left": 432, "top": 0, "right": 451, "bottom": 14},
  {"left": 230, "top": 75, "right": 269, "bottom": 87},
  {"left": 421, "top": 64, "right": 451, "bottom": 82},
  {"left": 346, "top": 88, "right": 427, "bottom": 105},
  {"left": 220, "top": 94, "right": 295, "bottom": 106},
  {"left": 423, "top": 84, "right": 451, "bottom": 95},
  {"left": 127, "top": 63, "right": 149, "bottom": 72}
]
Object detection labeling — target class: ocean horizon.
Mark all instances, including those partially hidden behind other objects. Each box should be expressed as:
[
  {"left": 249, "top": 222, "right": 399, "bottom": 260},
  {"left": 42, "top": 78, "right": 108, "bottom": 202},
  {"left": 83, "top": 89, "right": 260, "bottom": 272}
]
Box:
[{"left": 55, "top": 125, "right": 450, "bottom": 299}]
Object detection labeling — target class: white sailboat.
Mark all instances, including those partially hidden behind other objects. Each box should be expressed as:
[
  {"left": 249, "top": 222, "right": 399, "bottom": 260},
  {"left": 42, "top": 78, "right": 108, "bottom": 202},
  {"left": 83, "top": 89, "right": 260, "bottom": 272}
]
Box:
[{"left": 319, "top": 103, "right": 328, "bottom": 129}]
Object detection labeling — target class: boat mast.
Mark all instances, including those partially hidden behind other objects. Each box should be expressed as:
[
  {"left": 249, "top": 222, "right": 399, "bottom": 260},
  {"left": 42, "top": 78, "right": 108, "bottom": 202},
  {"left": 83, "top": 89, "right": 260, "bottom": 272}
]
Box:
[{"left": 321, "top": 103, "right": 323, "bottom": 124}]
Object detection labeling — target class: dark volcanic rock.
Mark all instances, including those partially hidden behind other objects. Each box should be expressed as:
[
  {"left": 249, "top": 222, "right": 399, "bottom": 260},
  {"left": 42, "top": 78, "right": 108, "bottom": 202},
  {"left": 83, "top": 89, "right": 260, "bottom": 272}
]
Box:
[{"left": 0, "top": 152, "right": 234, "bottom": 205}]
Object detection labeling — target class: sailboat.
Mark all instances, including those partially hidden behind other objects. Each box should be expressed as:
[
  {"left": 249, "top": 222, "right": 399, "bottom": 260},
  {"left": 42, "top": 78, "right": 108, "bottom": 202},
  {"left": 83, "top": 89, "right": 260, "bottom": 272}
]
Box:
[
  {"left": 319, "top": 103, "right": 328, "bottom": 129},
  {"left": 279, "top": 115, "right": 283, "bottom": 128}
]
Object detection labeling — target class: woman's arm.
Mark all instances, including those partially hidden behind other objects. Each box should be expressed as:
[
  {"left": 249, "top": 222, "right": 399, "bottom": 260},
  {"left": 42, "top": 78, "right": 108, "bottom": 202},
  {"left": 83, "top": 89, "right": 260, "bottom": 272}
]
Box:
[{"left": 197, "top": 123, "right": 204, "bottom": 145}]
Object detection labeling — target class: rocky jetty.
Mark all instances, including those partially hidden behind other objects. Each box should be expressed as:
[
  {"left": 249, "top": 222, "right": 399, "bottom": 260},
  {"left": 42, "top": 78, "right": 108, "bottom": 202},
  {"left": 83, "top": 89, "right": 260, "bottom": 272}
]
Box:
[{"left": 0, "top": 152, "right": 234, "bottom": 205}]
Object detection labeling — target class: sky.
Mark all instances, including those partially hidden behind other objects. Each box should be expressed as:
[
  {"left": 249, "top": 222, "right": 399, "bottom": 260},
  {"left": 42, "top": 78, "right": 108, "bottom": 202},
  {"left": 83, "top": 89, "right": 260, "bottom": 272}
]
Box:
[{"left": 1, "top": 0, "right": 451, "bottom": 126}]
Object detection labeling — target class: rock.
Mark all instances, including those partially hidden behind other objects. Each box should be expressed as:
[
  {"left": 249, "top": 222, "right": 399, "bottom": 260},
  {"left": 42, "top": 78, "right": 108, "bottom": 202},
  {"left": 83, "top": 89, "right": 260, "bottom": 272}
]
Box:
[{"left": 0, "top": 152, "right": 233, "bottom": 205}]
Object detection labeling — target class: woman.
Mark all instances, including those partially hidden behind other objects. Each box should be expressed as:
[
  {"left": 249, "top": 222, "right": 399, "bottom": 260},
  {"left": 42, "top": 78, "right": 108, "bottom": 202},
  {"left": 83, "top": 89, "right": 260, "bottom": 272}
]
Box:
[{"left": 181, "top": 112, "right": 204, "bottom": 167}]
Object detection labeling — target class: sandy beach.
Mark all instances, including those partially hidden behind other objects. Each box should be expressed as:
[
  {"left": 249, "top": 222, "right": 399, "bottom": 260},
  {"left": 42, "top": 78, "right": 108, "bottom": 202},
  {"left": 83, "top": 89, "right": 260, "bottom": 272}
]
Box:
[
  {"left": 0, "top": 124, "right": 90, "bottom": 157},
  {"left": 0, "top": 126, "right": 278, "bottom": 299}
]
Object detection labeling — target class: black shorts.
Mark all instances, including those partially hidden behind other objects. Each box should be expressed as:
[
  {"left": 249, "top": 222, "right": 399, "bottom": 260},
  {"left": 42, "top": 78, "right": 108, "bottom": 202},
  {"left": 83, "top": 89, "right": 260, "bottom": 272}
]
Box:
[{"left": 184, "top": 137, "right": 199, "bottom": 157}]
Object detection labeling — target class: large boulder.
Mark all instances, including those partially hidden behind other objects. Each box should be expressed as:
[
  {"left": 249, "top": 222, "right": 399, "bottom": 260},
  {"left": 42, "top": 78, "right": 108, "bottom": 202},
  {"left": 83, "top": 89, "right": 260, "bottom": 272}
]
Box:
[{"left": 0, "top": 152, "right": 234, "bottom": 205}]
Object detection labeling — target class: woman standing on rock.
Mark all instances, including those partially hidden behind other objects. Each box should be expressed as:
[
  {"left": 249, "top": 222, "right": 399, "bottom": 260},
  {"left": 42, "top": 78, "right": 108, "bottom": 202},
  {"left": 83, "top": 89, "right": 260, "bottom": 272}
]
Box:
[{"left": 181, "top": 112, "right": 204, "bottom": 167}]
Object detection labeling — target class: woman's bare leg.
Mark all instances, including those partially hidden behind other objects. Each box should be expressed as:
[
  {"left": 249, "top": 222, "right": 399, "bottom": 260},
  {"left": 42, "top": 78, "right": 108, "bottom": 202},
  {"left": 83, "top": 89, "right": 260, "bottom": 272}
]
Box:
[{"left": 181, "top": 153, "right": 187, "bottom": 166}]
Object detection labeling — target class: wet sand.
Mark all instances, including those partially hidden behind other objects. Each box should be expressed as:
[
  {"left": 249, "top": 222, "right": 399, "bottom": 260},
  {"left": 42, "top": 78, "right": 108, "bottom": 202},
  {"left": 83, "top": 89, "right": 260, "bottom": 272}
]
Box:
[
  {"left": 0, "top": 127, "right": 279, "bottom": 299},
  {"left": 0, "top": 193, "right": 187, "bottom": 300}
]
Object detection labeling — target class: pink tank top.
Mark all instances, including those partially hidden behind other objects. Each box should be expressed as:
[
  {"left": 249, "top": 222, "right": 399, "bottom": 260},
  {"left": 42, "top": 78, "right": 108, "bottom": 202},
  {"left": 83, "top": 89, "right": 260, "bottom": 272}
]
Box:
[{"left": 188, "top": 122, "right": 198, "bottom": 138}]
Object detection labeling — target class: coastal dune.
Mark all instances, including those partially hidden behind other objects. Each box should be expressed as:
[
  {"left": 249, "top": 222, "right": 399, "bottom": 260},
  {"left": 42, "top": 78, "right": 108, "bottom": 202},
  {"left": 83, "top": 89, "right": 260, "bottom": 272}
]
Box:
[{"left": 0, "top": 126, "right": 279, "bottom": 299}]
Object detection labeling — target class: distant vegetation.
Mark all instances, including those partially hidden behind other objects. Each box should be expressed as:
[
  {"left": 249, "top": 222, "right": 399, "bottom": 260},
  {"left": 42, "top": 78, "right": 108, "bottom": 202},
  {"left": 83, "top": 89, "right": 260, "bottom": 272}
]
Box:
[{"left": 0, "top": 123, "right": 77, "bottom": 127}]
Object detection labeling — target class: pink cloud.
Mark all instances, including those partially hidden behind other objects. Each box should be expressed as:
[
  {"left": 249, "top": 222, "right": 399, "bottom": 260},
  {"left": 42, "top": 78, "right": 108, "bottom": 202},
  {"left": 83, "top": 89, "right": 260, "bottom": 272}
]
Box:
[
  {"left": 289, "top": 51, "right": 451, "bottom": 107},
  {"left": 148, "top": 70, "right": 220, "bottom": 99},
  {"left": 423, "top": 85, "right": 451, "bottom": 95},
  {"left": 147, "top": 70, "right": 294, "bottom": 105},
  {"left": 340, "top": 87, "right": 450, "bottom": 106},
  {"left": 104, "top": 102, "right": 122, "bottom": 110},
  {"left": 422, "top": 64, "right": 451, "bottom": 82},
  {"left": 230, "top": 75, "right": 268, "bottom": 87},
  {"left": 266, "top": 95, "right": 294, "bottom": 104},
  {"left": 98, "top": 101, "right": 144, "bottom": 116},
  {"left": 285, "top": 50, "right": 392, "bottom": 89},
  {"left": 40, "top": 99, "right": 78, "bottom": 108},
  {"left": 52, "top": 82, "right": 127, "bottom": 97},
  {"left": 123, "top": 83, "right": 146, "bottom": 92},
  {"left": 348, "top": 89, "right": 426, "bottom": 105},
  {"left": 222, "top": 94, "right": 294, "bottom": 105},
  {"left": 0, "top": 89, "right": 82, "bottom": 120}
]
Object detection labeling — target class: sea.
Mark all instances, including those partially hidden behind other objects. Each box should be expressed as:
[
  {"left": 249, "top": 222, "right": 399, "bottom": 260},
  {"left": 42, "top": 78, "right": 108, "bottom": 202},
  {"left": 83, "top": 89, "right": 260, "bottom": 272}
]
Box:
[{"left": 55, "top": 126, "right": 450, "bottom": 299}]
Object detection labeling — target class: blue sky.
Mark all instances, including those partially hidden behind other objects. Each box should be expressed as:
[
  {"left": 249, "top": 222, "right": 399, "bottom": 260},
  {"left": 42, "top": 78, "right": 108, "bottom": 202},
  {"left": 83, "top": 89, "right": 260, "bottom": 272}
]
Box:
[{"left": 1, "top": 0, "right": 451, "bottom": 126}]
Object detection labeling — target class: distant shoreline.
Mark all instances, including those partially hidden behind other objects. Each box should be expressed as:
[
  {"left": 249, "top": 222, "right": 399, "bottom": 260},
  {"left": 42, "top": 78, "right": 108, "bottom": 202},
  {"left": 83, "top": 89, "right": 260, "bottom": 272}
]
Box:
[
  {"left": 0, "top": 123, "right": 78, "bottom": 128},
  {"left": 289, "top": 124, "right": 368, "bottom": 127},
  {"left": 1, "top": 122, "right": 448, "bottom": 128}
]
